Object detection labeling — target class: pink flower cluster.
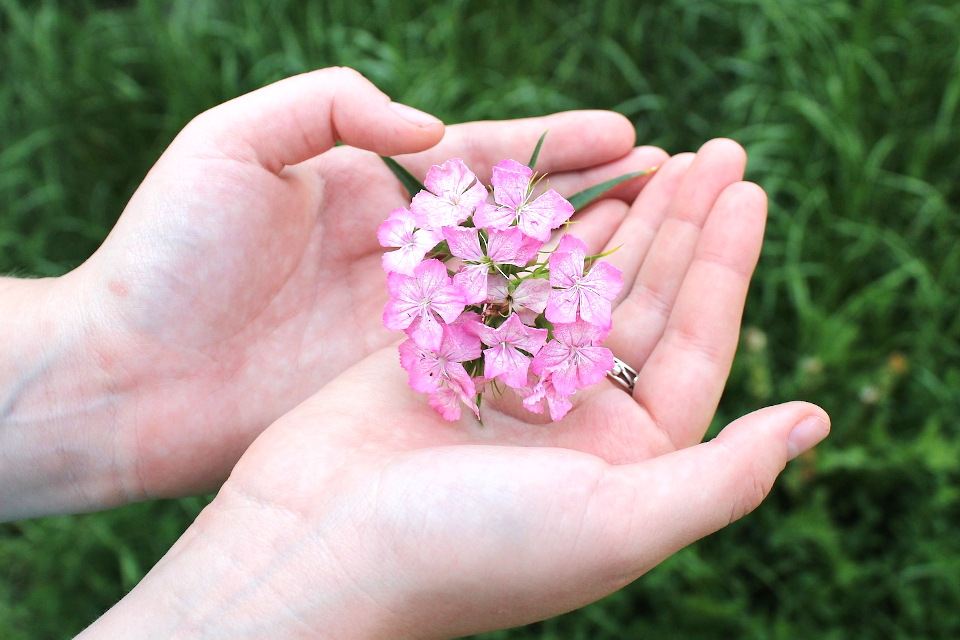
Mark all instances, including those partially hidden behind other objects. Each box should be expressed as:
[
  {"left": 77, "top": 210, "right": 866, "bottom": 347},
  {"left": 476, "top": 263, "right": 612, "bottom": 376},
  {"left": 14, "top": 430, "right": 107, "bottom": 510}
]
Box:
[{"left": 379, "top": 158, "right": 623, "bottom": 422}]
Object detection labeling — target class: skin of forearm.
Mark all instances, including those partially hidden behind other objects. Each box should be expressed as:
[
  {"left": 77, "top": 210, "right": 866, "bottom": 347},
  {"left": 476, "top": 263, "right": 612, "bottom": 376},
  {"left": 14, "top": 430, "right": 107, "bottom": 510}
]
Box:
[{"left": 0, "top": 274, "right": 133, "bottom": 521}]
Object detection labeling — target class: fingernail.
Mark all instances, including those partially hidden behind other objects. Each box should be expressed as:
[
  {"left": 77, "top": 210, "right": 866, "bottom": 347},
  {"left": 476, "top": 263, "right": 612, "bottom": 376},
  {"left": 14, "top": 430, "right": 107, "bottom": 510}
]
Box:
[
  {"left": 389, "top": 101, "right": 442, "bottom": 127},
  {"left": 786, "top": 415, "right": 830, "bottom": 460}
]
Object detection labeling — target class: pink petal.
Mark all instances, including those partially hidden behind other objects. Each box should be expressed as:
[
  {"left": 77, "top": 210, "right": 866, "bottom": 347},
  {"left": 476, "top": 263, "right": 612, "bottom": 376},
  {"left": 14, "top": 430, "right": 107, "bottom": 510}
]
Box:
[
  {"left": 461, "top": 180, "right": 490, "bottom": 212},
  {"left": 424, "top": 159, "right": 481, "bottom": 204},
  {"left": 428, "top": 385, "right": 463, "bottom": 421},
  {"left": 545, "top": 287, "right": 580, "bottom": 324},
  {"left": 521, "top": 375, "right": 572, "bottom": 421},
  {"left": 414, "top": 259, "right": 452, "bottom": 295},
  {"left": 531, "top": 339, "right": 570, "bottom": 376},
  {"left": 576, "top": 292, "right": 613, "bottom": 331},
  {"left": 409, "top": 313, "right": 444, "bottom": 351},
  {"left": 472, "top": 201, "right": 515, "bottom": 230},
  {"left": 513, "top": 278, "right": 550, "bottom": 314},
  {"left": 517, "top": 190, "right": 572, "bottom": 242},
  {"left": 582, "top": 261, "right": 623, "bottom": 297},
  {"left": 443, "top": 362, "right": 476, "bottom": 398},
  {"left": 497, "top": 313, "right": 548, "bottom": 353},
  {"left": 545, "top": 390, "right": 573, "bottom": 421},
  {"left": 431, "top": 288, "right": 467, "bottom": 324},
  {"left": 384, "top": 272, "right": 421, "bottom": 330},
  {"left": 413, "top": 159, "right": 488, "bottom": 228},
  {"left": 556, "top": 234, "right": 588, "bottom": 254},
  {"left": 549, "top": 250, "right": 585, "bottom": 287},
  {"left": 491, "top": 159, "right": 533, "bottom": 210},
  {"left": 483, "top": 344, "right": 531, "bottom": 388},
  {"left": 515, "top": 234, "right": 545, "bottom": 265},
  {"left": 554, "top": 319, "right": 610, "bottom": 346},
  {"left": 453, "top": 263, "right": 490, "bottom": 305},
  {"left": 377, "top": 209, "right": 414, "bottom": 248},
  {"left": 399, "top": 339, "right": 443, "bottom": 393},
  {"left": 521, "top": 380, "right": 545, "bottom": 413},
  {"left": 410, "top": 191, "right": 470, "bottom": 228},
  {"left": 560, "top": 347, "right": 613, "bottom": 394},
  {"left": 441, "top": 321, "right": 483, "bottom": 362},
  {"left": 485, "top": 227, "right": 533, "bottom": 266},
  {"left": 485, "top": 274, "right": 509, "bottom": 304},
  {"left": 442, "top": 226, "right": 484, "bottom": 262},
  {"left": 382, "top": 225, "right": 444, "bottom": 276},
  {"left": 382, "top": 248, "right": 426, "bottom": 277}
]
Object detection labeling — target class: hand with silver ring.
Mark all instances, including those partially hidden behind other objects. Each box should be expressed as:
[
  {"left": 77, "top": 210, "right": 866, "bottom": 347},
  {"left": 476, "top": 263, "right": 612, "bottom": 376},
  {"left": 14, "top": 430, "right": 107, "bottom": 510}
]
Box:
[{"left": 82, "top": 139, "right": 831, "bottom": 640}]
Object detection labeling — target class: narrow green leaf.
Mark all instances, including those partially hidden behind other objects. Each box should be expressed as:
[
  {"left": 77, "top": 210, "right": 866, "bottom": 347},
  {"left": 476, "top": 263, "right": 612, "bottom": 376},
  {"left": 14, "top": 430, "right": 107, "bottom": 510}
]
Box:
[
  {"left": 380, "top": 156, "right": 425, "bottom": 198},
  {"left": 567, "top": 167, "right": 657, "bottom": 210},
  {"left": 527, "top": 130, "right": 549, "bottom": 169},
  {"left": 585, "top": 243, "right": 623, "bottom": 262}
]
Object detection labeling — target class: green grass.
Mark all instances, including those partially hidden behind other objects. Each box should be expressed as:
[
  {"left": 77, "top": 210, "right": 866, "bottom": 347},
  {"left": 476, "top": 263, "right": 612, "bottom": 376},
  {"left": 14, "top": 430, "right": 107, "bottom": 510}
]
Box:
[{"left": 2, "top": 0, "right": 960, "bottom": 637}]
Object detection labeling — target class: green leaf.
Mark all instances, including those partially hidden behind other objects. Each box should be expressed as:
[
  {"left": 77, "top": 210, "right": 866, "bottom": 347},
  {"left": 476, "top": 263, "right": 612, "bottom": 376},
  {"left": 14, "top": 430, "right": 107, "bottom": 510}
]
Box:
[
  {"left": 527, "top": 130, "right": 549, "bottom": 169},
  {"left": 380, "top": 156, "right": 425, "bottom": 198},
  {"left": 567, "top": 167, "right": 657, "bottom": 210}
]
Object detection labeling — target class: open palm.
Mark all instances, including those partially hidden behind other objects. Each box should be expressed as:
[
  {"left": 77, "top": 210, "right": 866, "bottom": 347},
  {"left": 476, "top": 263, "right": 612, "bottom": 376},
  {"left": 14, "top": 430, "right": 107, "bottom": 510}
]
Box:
[{"left": 183, "top": 139, "right": 830, "bottom": 638}]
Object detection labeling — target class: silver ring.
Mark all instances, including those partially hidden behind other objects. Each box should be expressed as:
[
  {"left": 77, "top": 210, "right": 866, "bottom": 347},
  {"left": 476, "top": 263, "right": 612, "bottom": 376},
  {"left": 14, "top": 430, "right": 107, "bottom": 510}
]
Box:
[{"left": 607, "top": 357, "right": 638, "bottom": 393}]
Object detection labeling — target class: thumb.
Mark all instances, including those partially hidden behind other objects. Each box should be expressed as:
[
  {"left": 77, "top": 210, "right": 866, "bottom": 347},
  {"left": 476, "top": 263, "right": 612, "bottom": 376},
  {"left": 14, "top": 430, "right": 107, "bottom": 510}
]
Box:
[
  {"left": 172, "top": 67, "right": 444, "bottom": 173},
  {"left": 599, "top": 401, "right": 830, "bottom": 578}
]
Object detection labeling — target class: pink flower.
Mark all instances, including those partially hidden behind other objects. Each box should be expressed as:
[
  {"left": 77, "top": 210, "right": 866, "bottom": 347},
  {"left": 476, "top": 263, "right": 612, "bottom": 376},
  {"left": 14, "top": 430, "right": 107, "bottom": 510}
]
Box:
[
  {"left": 428, "top": 384, "right": 479, "bottom": 422},
  {"left": 472, "top": 313, "right": 548, "bottom": 388},
  {"left": 546, "top": 235, "right": 623, "bottom": 330},
  {"left": 486, "top": 275, "right": 551, "bottom": 325},
  {"left": 521, "top": 373, "right": 573, "bottom": 422},
  {"left": 410, "top": 159, "right": 488, "bottom": 228},
  {"left": 472, "top": 159, "right": 574, "bottom": 242},
  {"left": 398, "top": 323, "right": 481, "bottom": 422},
  {"left": 398, "top": 323, "right": 480, "bottom": 394},
  {"left": 384, "top": 259, "right": 465, "bottom": 350},
  {"left": 443, "top": 226, "right": 542, "bottom": 304},
  {"left": 378, "top": 207, "right": 444, "bottom": 276},
  {"left": 531, "top": 320, "right": 614, "bottom": 396}
]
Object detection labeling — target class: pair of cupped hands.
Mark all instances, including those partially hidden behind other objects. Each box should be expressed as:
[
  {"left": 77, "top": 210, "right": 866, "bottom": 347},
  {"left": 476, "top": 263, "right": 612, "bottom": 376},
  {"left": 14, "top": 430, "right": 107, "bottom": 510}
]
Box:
[{"left": 4, "top": 68, "right": 828, "bottom": 638}]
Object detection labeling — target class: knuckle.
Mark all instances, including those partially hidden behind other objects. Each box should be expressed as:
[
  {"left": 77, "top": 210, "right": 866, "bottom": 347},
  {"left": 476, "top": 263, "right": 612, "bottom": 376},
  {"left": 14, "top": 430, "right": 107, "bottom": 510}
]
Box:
[{"left": 727, "top": 469, "right": 773, "bottom": 526}]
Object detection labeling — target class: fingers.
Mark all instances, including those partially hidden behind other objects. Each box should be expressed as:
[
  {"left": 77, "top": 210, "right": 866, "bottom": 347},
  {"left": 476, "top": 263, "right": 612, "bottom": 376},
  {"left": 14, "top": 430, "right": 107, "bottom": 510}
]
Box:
[
  {"left": 632, "top": 181, "right": 767, "bottom": 447},
  {"left": 599, "top": 152, "right": 695, "bottom": 288},
  {"left": 553, "top": 199, "right": 630, "bottom": 254},
  {"left": 595, "top": 402, "right": 830, "bottom": 581},
  {"left": 396, "top": 110, "right": 642, "bottom": 186},
  {"left": 605, "top": 139, "right": 748, "bottom": 370},
  {"left": 172, "top": 67, "right": 444, "bottom": 173}
]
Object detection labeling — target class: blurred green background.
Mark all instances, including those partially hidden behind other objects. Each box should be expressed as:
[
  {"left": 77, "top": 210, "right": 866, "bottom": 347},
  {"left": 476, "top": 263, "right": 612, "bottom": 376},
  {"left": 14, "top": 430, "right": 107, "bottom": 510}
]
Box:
[{"left": 2, "top": 0, "right": 960, "bottom": 637}]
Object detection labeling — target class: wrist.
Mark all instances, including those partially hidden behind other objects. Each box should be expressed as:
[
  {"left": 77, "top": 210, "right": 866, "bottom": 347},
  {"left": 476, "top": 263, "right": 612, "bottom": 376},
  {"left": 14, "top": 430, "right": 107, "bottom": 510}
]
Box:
[
  {"left": 77, "top": 484, "right": 405, "bottom": 640},
  {"left": 0, "top": 273, "right": 134, "bottom": 520}
]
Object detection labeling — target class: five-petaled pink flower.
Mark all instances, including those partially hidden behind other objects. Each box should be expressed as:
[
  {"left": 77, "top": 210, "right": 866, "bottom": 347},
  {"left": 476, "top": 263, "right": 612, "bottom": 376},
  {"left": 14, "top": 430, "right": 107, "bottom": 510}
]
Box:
[
  {"left": 377, "top": 207, "right": 444, "bottom": 276},
  {"left": 398, "top": 322, "right": 481, "bottom": 421},
  {"left": 472, "top": 313, "right": 548, "bottom": 388},
  {"left": 410, "top": 158, "right": 489, "bottom": 228},
  {"left": 384, "top": 259, "right": 465, "bottom": 350},
  {"left": 443, "top": 226, "right": 542, "bottom": 304},
  {"left": 473, "top": 159, "right": 574, "bottom": 241},
  {"left": 531, "top": 320, "right": 614, "bottom": 396},
  {"left": 546, "top": 235, "right": 623, "bottom": 330}
]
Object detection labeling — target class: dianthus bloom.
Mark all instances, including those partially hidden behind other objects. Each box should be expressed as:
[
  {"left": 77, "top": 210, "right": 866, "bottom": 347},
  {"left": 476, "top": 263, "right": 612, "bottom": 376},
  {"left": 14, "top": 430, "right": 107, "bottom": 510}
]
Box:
[
  {"left": 380, "top": 147, "right": 624, "bottom": 422},
  {"left": 473, "top": 159, "right": 574, "bottom": 241}
]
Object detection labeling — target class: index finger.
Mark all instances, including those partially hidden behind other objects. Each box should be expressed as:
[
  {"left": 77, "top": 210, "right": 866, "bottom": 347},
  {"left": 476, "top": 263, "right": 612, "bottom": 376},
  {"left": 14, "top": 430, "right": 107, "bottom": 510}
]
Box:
[{"left": 394, "top": 111, "right": 662, "bottom": 201}]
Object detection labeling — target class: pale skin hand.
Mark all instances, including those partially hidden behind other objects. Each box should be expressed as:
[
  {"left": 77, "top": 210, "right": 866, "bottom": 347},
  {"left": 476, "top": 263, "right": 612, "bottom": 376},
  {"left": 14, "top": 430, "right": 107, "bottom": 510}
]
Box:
[
  {"left": 0, "top": 67, "right": 667, "bottom": 519},
  {"left": 81, "top": 140, "right": 830, "bottom": 640}
]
